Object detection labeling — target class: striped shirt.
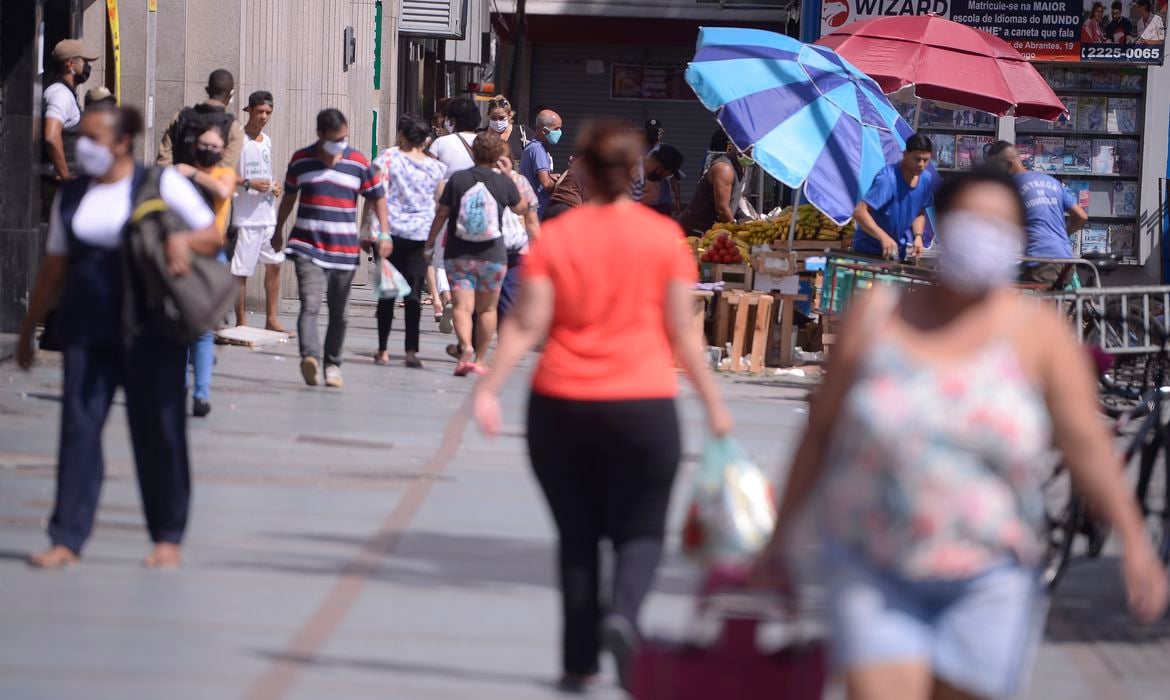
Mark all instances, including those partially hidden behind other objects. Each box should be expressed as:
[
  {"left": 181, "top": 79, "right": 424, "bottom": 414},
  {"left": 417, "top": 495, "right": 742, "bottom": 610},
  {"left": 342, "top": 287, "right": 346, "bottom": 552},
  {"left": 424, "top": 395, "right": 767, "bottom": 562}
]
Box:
[{"left": 283, "top": 145, "right": 385, "bottom": 269}]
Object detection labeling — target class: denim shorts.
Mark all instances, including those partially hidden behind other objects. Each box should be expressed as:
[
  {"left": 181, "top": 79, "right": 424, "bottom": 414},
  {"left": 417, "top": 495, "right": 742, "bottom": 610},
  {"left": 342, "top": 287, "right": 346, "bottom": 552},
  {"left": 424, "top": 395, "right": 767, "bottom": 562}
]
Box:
[
  {"left": 444, "top": 258, "right": 507, "bottom": 294},
  {"left": 823, "top": 542, "right": 1047, "bottom": 699}
]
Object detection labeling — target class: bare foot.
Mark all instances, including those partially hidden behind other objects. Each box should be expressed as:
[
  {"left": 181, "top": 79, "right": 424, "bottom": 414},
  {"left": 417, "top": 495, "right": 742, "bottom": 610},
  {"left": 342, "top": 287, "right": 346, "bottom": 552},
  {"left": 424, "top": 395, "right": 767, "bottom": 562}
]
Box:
[
  {"left": 28, "top": 545, "right": 79, "bottom": 569},
  {"left": 374, "top": 351, "right": 391, "bottom": 366},
  {"left": 266, "top": 321, "right": 294, "bottom": 338},
  {"left": 143, "top": 542, "right": 182, "bottom": 569}
]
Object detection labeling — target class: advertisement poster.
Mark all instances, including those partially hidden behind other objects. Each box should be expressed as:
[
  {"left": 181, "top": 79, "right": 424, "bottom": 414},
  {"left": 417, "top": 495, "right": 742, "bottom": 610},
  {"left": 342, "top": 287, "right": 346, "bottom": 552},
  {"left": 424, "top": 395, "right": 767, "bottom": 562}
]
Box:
[
  {"left": 819, "top": 0, "right": 1165, "bottom": 63},
  {"left": 611, "top": 64, "right": 694, "bottom": 101}
]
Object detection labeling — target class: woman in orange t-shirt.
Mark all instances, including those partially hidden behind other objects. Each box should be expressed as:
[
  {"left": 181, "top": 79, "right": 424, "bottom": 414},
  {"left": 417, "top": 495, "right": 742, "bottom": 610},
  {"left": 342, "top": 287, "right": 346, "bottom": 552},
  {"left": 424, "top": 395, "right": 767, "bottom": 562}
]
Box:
[{"left": 472, "top": 120, "right": 732, "bottom": 692}]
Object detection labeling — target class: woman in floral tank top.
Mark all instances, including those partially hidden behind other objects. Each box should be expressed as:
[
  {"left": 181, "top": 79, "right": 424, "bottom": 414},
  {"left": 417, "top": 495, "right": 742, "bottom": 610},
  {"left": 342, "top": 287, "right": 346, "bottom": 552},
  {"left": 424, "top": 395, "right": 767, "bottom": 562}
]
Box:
[{"left": 756, "top": 167, "right": 1167, "bottom": 700}]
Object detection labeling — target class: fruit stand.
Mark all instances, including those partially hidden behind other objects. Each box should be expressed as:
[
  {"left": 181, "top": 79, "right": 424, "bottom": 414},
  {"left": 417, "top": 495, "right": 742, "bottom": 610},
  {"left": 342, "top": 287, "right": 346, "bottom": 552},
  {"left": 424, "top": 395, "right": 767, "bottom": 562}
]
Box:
[{"left": 687, "top": 206, "right": 856, "bottom": 372}]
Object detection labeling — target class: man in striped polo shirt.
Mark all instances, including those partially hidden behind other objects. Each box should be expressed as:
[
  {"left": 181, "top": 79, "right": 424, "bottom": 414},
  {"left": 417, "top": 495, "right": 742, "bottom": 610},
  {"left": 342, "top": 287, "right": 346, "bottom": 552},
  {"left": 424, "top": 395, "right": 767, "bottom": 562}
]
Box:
[{"left": 273, "top": 108, "right": 389, "bottom": 388}]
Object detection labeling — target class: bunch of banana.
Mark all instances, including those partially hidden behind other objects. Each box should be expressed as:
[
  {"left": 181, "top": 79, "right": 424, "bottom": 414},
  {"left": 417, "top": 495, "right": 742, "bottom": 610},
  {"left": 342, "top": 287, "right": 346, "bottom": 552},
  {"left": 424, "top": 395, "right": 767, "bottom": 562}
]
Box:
[{"left": 769, "top": 205, "right": 852, "bottom": 242}]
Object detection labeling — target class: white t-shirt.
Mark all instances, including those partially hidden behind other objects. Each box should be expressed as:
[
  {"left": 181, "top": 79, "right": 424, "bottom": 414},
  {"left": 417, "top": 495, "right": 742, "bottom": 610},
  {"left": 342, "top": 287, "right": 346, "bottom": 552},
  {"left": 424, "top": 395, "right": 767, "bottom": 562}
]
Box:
[
  {"left": 1140, "top": 14, "right": 1165, "bottom": 42},
  {"left": 44, "top": 82, "right": 81, "bottom": 130},
  {"left": 47, "top": 167, "right": 215, "bottom": 255},
  {"left": 428, "top": 132, "right": 477, "bottom": 174},
  {"left": 233, "top": 133, "right": 276, "bottom": 226}
]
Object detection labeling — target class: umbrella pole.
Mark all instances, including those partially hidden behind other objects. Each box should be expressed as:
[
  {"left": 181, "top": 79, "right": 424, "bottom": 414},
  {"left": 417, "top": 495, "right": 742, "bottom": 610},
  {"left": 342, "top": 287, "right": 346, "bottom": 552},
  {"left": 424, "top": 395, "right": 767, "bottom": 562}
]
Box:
[
  {"left": 788, "top": 185, "right": 802, "bottom": 246},
  {"left": 913, "top": 96, "right": 922, "bottom": 131}
]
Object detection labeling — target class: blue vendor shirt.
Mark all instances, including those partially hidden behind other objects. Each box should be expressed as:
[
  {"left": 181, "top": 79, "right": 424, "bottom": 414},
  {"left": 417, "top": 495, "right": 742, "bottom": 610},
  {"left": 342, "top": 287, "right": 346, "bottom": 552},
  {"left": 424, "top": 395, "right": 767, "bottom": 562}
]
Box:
[
  {"left": 1015, "top": 171, "right": 1077, "bottom": 259},
  {"left": 852, "top": 163, "right": 937, "bottom": 260}
]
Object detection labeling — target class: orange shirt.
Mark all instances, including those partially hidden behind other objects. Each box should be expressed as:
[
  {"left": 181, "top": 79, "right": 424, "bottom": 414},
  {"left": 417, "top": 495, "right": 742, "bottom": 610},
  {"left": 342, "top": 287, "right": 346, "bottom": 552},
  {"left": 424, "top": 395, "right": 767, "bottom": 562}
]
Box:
[{"left": 523, "top": 200, "right": 697, "bottom": 401}]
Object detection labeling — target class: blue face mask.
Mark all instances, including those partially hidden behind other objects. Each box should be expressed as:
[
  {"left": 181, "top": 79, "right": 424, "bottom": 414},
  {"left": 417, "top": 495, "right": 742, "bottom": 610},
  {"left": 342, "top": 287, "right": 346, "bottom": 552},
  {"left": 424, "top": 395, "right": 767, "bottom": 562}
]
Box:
[{"left": 546, "top": 128, "right": 563, "bottom": 145}]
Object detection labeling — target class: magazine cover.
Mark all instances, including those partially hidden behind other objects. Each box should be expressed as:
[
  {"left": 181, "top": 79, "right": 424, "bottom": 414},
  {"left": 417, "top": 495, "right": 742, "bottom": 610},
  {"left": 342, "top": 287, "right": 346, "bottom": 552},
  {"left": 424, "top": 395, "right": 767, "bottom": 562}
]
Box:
[
  {"left": 933, "top": 134, "right": 957, "bottom": 169},
  {"left": 1091, "top": 69, "right": 1120, "bottom": 91},
  {"left": 1066, "top": 180, "right": 1092, "bottom": 211},
  {"left": 1063, "top": 138, "right": 1092, "bottom": 173},
  {"left": 1016, "top": 136, "right": 1036, "bottom": 169},
  {"left": 1107, "top": 98, "right": 1138, "bottom": 134},
  {"left": 1108, "top": 224, "right": 1136, "bottom": 258},
  {"left": 1053, "top": 96, "right": 1077, "bottom": 131},
  {"left": 1047, "top": 66, "right": 1070, "bottom": 89},
  {"left": 1081, "top": 224, "right": 1109, "bottom": 254},
  {"left": 1116, "top": 139, "right": 1140, "bottom": 176},
  {"left": 1016, "top": 115, "right": 1050, "bottom": 133},
  {"left": 1091, "top": 139, "right": 1117, "bottom": 175},
  {"left": 1034, "top": 136, "right": 1065, "bottom": 174},
  {"left": 1071, "top": 68, "right": 1093, "bottom": 89},
  {"left": 1119, "top": 69, "right": 1144, "bottom": 91},
  {"left": 1112, "top": 181, "right": 1139, "bottom": 217},
  {"left": 1078, "top": 96, "right": 1107, "bottom": 132}
]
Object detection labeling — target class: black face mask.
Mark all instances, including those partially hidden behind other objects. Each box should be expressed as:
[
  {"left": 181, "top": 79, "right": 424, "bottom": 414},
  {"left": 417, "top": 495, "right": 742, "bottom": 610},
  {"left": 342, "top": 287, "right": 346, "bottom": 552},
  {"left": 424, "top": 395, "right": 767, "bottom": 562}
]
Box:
[
  {"left": 77, "top": 62, "right": 92, "bottom": 84},
  {"left": 646, "top": 170, "right": 665, "bottom": 182},
  {"left": 194, "top": 147, "right": 224, "bottom": 167}
]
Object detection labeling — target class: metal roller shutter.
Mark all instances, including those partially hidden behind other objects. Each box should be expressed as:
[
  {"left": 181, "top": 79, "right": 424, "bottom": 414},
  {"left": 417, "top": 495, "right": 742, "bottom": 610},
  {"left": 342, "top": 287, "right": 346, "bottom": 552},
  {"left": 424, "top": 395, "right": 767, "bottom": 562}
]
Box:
[{"left": 529, "top": 43, "right": 725, "bottom": 202}]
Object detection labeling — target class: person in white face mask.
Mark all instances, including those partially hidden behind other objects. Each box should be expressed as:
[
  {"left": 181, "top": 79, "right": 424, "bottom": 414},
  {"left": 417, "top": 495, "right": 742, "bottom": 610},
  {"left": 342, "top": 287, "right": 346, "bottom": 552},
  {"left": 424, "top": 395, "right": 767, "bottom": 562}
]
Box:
[
  {"left": 17, "top": 104, "right": 220, "bottom": 570},
  {"left": 486, "top": 95, "right": 531, "bottom": 168},
  {"left": 753, "top": 166, "right": 1168, "bottom": 700}
]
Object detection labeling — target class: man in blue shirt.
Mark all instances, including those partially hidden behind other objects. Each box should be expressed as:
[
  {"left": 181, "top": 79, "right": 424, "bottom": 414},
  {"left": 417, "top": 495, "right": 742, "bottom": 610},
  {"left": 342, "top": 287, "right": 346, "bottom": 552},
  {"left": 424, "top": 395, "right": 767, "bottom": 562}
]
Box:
[
  {"left": 520, "top": 109, "right": 563, "bottom": 218},
  {"left": 988, "top": 140, "right": 1089, "bottom": 285},
  {"left": 852, "top": 133, "right": 938, "bottom": 261}
]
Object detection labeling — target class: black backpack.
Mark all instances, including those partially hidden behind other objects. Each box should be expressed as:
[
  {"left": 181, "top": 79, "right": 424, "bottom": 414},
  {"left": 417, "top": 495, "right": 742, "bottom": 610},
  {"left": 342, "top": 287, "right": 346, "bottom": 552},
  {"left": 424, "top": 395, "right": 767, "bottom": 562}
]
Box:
[
  {"left": 122, "top": 167, "right": 237, "bottom": 344},
  {"left": 171, "top": 103, "right": 234, "bottom": 165}
]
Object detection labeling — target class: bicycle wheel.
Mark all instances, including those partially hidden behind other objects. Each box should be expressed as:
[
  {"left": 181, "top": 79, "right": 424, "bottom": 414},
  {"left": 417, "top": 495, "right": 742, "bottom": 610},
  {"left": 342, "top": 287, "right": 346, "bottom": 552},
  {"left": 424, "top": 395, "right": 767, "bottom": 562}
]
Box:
[
  {"left": 1040, "top": 461, "right": 1080, "bottom": 591},
  {"left": 1128, "top": 414, "right": 1170, "bottom": 564}
]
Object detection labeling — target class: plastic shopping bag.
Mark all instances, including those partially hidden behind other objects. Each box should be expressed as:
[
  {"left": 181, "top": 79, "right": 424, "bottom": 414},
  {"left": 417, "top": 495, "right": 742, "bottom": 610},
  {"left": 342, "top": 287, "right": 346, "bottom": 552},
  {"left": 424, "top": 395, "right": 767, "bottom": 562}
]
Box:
[
  {"left": 682, "top": 437, "right": 776, "bottom": 567},
  {"left": 373, "top": 257, "right": 412, "bottom": 301}
]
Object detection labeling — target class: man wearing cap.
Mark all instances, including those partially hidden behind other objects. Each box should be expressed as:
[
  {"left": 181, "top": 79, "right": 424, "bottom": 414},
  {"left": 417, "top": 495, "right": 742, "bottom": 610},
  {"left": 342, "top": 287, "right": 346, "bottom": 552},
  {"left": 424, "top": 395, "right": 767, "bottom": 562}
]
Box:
[
  {"left": 42, "top": 39, "right": 98, "bottom": 188},
  {"left": 158, "top": 69, "right": 245, "bottom": 168},
  {"left": 641, "top": 144, "right": 686, "bottom": 217}
]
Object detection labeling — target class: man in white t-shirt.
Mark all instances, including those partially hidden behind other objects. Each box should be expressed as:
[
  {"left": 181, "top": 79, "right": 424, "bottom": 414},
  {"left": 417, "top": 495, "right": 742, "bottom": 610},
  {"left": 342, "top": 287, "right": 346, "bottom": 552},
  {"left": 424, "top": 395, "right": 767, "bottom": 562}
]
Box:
[
  {"left": 230, "top": 90, "right": 290, "bottom": 334},
  {"left": 1135, "top": 0, "right": 1166, "bottom": 43},
  {"left": 42, "top": 40, "right": 97, "bottom": 220}
]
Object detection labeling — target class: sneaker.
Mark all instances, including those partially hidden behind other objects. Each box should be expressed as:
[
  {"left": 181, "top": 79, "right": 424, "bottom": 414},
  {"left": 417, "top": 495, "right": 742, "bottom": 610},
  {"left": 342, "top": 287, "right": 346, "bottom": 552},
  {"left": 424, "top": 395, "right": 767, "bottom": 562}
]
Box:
[
  {"left": 192, "top": 398, "right": 211, "bottom": 418},
  {"left": 324, "top": 364, "right": 344, "bottom": 388},
  {"left": 439, "top": 302, "right": 454, "bottom": 334},
  {"left": 300, "top": 356, "right": 320, "bottom": 386},
  {"left": 602, "top": 615, "right": 640, "bottom": 693}
]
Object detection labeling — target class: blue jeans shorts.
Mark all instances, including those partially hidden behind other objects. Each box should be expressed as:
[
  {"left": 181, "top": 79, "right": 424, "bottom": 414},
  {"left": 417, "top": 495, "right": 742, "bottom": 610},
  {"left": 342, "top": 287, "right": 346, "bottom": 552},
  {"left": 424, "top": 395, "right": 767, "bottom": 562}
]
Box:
[{"left": 824, "top": 542, "right": 1048, "bottom": 699}]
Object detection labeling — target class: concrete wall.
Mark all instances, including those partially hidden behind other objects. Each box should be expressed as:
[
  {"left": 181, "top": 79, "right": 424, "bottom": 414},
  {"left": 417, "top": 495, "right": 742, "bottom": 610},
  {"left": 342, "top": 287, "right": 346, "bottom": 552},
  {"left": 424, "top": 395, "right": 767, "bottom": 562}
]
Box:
[{"left": 79, "top": 0, "right": 397, "bottom": 306}]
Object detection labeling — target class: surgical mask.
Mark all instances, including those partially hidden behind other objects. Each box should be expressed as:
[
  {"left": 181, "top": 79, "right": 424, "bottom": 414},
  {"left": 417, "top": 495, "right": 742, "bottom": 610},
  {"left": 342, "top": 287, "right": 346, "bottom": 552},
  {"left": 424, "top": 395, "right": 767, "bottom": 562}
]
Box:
[
  {"left": 489, "top": 119, "right": 509, "bottom": 133},
  {"left": 546, "top": 128, "right": 563, "bottom": 145},
  {"left": 194, "top": 147, "right": 224, "bottom": 167},
  {"left": 321, "top": 138, "right": 347, "bottom": 156},
  {"left": 76, "top": 61, "right": 92, "bottom": 84},
  {"left": 936, "top": 210, "right": 1022, "bottom": 294},
  {"left": 75, "top": 135, "right": 114, "bottom": 176},
  {"left": 646, "top": 169, "right": 665, "bottom": 182},
  {"left": 737, "top": 155, "right": 754, "bottom": 168},
  {"left": 444, "top": 119, "right": 455, "bottom": 134}
]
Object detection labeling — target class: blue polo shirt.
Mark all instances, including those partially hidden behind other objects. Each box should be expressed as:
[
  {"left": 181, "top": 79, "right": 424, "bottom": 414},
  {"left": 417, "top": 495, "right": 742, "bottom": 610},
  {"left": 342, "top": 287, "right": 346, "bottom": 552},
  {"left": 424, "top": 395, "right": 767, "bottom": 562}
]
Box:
[
  {"left": 1015, "top": 171, "right": 1077, "bottom": 259},
  {"left": 520, "top": 140, "right": 553, "bottom": 216},
  {"left": 852, "top": 163, "right": 937, "bottom": 260}
]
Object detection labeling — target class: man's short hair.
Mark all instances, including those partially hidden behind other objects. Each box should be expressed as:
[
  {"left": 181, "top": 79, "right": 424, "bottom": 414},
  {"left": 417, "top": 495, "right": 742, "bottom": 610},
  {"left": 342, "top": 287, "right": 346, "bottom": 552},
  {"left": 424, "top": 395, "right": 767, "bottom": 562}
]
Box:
[
  {"left": 904, "top": 133, "right": 933, "bottom": 154},
  {"left": 444, "top": 97, "right": 482, "bottom": 133},
  {"left": 247, "top": 90, "right": 274, "bottom": 109},
  {"left": 1134, "top": 0, "right": 1151, "bottom": 9},
  {"left": 987, "top": 140, "right": 1016, "bottom": 160},
  {"left": 317, "top": 108, "right": 347, "bottom": 134},
  {"left": 1112, "top": 1, "right": 1123, "bottom": 10},
  {"left": 207, "top": 69, "right": 234, "bottom": 98},
  {"left": 535, "top": 111, "right": 560, "bottom": 130}
]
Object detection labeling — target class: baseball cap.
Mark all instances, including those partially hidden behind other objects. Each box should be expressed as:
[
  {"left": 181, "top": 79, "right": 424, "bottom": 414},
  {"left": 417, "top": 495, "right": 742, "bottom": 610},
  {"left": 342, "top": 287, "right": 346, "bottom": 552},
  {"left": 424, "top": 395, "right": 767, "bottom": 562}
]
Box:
[
  {"left": 652, "top": 143, "right": 685, "bottom": 178},
  {"left": 52, "top": 39, "right": 99, "bottom": 62},
  {"left": 645, "top": 118, "right": 664, "bottom": 133},
  {"left": 247, "top": 90, "right": 275, "bottom": 109}
]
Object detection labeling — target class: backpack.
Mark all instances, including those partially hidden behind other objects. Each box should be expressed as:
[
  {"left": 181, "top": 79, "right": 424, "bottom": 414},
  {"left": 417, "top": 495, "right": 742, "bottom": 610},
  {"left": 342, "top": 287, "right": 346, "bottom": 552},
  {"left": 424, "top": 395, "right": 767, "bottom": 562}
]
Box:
[
  {"left": 171, "top": 103, "right": 235, "bottom": 165},
  {"left": 455, "top": 180, "right": 502, "bottom": 242},
  {"left": 122, "top": 167, "right": 237, "bottom": 344}
]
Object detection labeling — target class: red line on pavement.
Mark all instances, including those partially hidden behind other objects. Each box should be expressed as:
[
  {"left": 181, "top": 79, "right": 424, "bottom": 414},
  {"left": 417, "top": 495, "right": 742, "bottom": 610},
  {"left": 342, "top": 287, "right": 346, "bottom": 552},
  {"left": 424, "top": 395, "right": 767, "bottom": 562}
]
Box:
[{"left": 244, "top": 397, "right": 474, "bottom": 700}]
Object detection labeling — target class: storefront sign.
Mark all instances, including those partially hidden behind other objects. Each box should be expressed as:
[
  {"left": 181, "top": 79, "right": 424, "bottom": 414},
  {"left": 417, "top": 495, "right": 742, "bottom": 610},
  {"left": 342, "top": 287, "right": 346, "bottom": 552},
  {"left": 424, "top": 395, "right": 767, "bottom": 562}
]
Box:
[
  {"left": 819, "top": 0, "right": 1165, "bottom": 64},
  {"left": 611, "top": 64, "right": 694, "bottom": 101}
]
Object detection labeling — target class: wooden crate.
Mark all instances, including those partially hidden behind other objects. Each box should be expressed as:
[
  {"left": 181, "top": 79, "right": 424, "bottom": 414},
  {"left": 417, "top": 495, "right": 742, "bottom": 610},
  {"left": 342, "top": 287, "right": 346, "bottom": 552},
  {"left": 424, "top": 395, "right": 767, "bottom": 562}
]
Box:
[
  {"left": 702, "top": 263, "right": 754, "bottom": 290},
  {"left": 712, "top": 291, "right": 774, "bottom": 374}
]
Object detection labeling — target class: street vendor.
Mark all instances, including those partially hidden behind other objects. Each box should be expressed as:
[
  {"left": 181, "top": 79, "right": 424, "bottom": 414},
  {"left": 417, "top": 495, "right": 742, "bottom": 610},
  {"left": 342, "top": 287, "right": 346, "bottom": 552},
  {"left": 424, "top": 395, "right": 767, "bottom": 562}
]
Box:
[
  {"left": 677, "top": 140, "right": 749, "bottom": 235},
  {"left": 851, "top": 133, "right": 938, "bottom": 261}
]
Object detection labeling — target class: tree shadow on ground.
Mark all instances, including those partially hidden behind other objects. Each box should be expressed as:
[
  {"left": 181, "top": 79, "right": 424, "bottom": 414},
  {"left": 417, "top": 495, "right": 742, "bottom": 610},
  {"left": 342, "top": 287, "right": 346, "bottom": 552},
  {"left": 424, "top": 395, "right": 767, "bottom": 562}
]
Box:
[
  {"left": 1045, "top": 555, "right": 1170, "bottom": 643},
  {"left": 206, "top": 530, "right": 703, "bottom": 598}
]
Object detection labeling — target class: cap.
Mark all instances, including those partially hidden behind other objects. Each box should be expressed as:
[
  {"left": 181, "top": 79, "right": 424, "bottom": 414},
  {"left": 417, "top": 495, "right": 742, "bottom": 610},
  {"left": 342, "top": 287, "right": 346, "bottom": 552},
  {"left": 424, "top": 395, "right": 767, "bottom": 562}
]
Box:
[
  {"left": 52, "top": 39, "right": 99, "bottom": 63},
  {"left": 84, "top": 86, "right": 113, "bottom": 104},
  {"left": 247, "top": 90, "right": 274, "bottom": 109},
  {"left": 645, "top": 118, "right": 664, "bottom": 133},
  {"left": 652, "top": 143, "right": 685, "bottom": 177}
]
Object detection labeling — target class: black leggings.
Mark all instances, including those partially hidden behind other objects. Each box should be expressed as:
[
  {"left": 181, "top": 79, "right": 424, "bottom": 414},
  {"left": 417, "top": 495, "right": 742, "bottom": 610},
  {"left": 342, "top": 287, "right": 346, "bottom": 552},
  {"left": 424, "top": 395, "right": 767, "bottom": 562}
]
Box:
[
  {"left": 376, "top": 237, "right": 428, "bottom": 353},
  {"left": 527, "top": 392, "right": 682, "bottom": 676}
]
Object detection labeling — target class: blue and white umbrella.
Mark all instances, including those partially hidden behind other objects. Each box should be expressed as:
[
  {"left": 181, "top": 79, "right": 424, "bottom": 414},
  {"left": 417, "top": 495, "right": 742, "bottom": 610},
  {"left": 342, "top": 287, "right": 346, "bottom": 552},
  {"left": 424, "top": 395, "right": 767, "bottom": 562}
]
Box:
[{"left": 686, "top": 27, "right": 918, "bottom": 231}]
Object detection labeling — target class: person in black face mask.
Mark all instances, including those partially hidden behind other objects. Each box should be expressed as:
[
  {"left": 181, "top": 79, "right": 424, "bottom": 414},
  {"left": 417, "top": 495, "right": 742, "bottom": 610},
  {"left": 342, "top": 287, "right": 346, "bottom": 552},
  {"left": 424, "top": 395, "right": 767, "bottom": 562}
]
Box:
[
  {"left": 640, "top": 144, "right": 685, "bottom": 217},
  {"left": 175, "top": 126, "right": 238, "bottom": 417},
  {"left": 42, "top": 40, "right": 99, "bottom": 218}
]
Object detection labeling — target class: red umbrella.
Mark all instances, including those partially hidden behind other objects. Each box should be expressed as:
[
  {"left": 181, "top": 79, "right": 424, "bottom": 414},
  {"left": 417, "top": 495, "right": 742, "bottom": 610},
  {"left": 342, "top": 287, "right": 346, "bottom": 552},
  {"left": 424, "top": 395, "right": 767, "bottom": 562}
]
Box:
[{"left": 816, "top": 15, "right": 1065, "bottom": 121}]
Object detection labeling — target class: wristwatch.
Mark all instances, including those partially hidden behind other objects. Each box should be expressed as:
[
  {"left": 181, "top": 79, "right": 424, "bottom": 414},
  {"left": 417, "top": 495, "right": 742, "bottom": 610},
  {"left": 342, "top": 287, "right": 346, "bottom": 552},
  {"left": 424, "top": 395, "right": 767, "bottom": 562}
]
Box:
[{"left": 242, "top": 178, "right": 251, "bottom": 190}]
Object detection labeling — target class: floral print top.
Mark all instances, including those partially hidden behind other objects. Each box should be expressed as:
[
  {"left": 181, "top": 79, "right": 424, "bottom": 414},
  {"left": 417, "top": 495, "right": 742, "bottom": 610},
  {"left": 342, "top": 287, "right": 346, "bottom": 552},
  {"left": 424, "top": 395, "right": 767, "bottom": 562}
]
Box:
[
  {"left": 820, "top": 299, "right": 1052, "bottom": 580},
  {"left": 372, "top": 148, "right": 447, "bottom": 242}
]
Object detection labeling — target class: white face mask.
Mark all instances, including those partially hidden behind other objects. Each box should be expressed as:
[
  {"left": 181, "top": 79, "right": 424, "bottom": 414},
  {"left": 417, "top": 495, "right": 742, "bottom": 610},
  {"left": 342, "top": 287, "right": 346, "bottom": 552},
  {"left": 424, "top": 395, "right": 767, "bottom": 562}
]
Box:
[
  {"left": 936, "top": 210, "right": 1022, "bottom": 294},
  {"left": 444, "top": 119, "right": 455, "bottom": 134},
  {"left": 489, "top": 119, "right": 509, "bottom": 133},
  {"left": 321, "top": 138, "right": 347, "bottom": 156},
  {"left": 76, "top": 135, "right": 115, "bottom": 177}
]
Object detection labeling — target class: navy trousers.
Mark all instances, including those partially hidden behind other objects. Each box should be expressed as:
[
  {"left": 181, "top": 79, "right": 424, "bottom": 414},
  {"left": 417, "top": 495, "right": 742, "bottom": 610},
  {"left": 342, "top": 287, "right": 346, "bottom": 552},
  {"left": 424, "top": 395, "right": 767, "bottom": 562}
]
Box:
[{"left": 50, "top": 336, "right": 191, "bottom": 554}]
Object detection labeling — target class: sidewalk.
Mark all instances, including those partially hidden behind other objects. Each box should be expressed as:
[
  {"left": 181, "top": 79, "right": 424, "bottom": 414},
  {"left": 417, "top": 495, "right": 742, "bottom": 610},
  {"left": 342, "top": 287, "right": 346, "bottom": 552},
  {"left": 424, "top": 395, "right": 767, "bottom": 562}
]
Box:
[{"left": 0, "top": 305, "right": 1166, "bottom": 699}]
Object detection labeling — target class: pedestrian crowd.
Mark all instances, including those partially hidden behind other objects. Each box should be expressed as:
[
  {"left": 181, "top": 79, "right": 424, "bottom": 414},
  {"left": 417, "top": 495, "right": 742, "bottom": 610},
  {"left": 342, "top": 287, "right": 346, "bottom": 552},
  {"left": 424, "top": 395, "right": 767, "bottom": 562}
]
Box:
[{"left": 11, "top": 38, "right": 1170, "bottom": 700}]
